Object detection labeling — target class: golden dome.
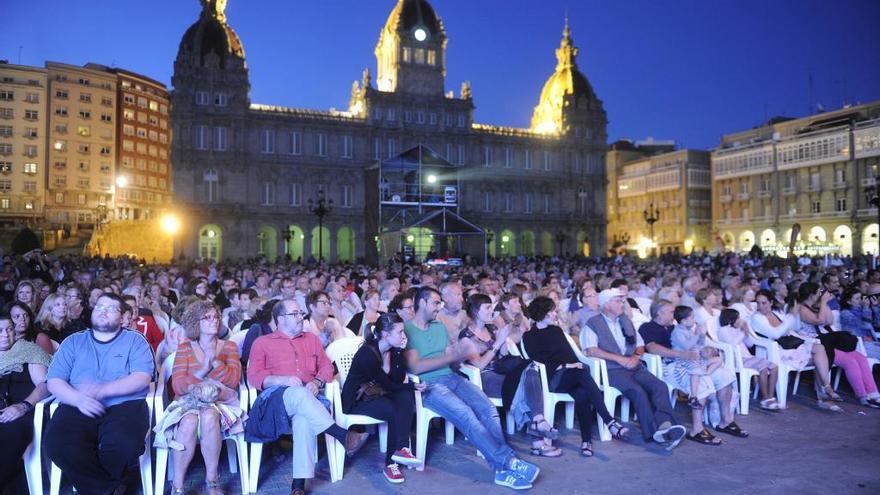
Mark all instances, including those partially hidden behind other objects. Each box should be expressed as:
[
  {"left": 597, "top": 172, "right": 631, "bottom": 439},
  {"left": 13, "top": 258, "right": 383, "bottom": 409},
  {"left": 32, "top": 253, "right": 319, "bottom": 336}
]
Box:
[{"left": 531, "top": 21, "right": 596, "bottom": 135}]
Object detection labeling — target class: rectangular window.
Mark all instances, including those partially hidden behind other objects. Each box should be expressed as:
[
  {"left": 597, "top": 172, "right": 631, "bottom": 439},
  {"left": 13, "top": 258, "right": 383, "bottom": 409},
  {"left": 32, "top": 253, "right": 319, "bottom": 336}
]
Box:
[
  {"left": 835, "top": 168, "right": 846, "bottom": 183},
  {"left": 25, "top": 92, "right": 38, "bottom": 103},
  {"left": 79, "top": 93, "right": 92, "bottom": 103},
  {"left": 0, "top": 180, "right": 10, "bottom": 192},
  {"left": 23, "top": 162, "right": 36, "bottom": 174},
  {"left": 123, "top": 109, "right": 134, "bottom": 120},
  {"left": 836, "top": 198, "right": 847, "bottom": 212},
  {"left": 24, "top": 145, "right": 37, "bottom": 157},
  {"left": 0, "top": 161, "right": 10, "bottom": 172},
  {"left": 123, "top": 93, "right": 135, "bottom": 105},
  {"left": 483, "top": 192, "right": 491, "bottom": 212},
  {"left": 404, "top": 110, "right": 412, "bottom": 122},
  {"left": 427, "top": 50, "right": 436, "bottom": 66},
  {"left": 261, "top": 182, "right": 275, "bottom": 206},
  {"left": 101, "top": 96, "right": 112, "bottom": 106},
  {"left": 414, "top": 48, "right": 425, "bottom": 64},
  {"left": 402, "top": 47, "right": 411, "bottom": 63},
  {"left": 810, "top": 172, "right": 820, "bottom": 189},
  {"left": 342, "top": 185, "right": 352, "bottom": 208},
  {"left": 213, "top": 126, "right": 227, "bottom": 151},
  {"left": 544, "top": 194, "right": 551, "bottom": 214},
  {"left": 195, "top": 91, "right": 209, "bottom": 105},
  {"left": 429, "top": 113, "right": 437, "bottom": 125},
  {"left": 446, "top": 143, "right": 453, "bottom": 161},
  {"left": 261, "top": 129, "right": 275, "bottom": 153},
  {"left": 78, "top": 193, "right": 86, "bottom": 204},
  {"left": 342, "top": 135, "right": 352, "bottom": 158},
  {"left": 100, "top": 113, "right": 112, "bottom": 123},
  {"left": 374, "top": 138, "right": 381, "bottom": 160},
  {"left": 55, "top": 123, "right": 68, "bottom": 134},
  {"left": 55, "top": 89, "right": 68, "bottom": 99},
  {"left": 122, "top": 124, "right": 135, "bottom": 136},
  {"left": 55, "top": 192, "right": 64, "bottom": 204},
  {"left": 0, "top": 126, "right": 10, "bottom": 137},
  {"left": 483, "top": 146, "right": 492, "bottom": 167},
  {"left": 99, "top": 146, "right": 111, "bottom": 156},
  {"left": 457, "top": 114, "right": 465, "bottom": 127},
  {"left": 23, "top": 181, "right": 36, "bottom": 193},
  {"left": 0, "top": 143, "right": 11, "bottom": 154},
  {"left": 524, "top": 193, "right": 532, "bottom": 213},
  {"left": 457, "top": 145, "right": 464, "bottom": 165},
  {"left": 289, "top": 131, "right": 302, "bottom": 155},
  {"left": 524, "top": 149, "right": 532, "bottom": 170},
  {"left": 25, "top": 110, "right": 38, "bottom": 120},
  {"left": 504, "top": 148, "right": 512, "bottom": 168},
  {"left": 193, "top": 125, "right": 208, "bottom": 150},
  {"left": 386, "top": 138, "right": 395, "bottom": 158},
  {"left": 288, "top": 183, "right": 301, "bottom": 206},
  {"left": 0, "top": 91, "right": 13, "bottom": 101},
  {"left": 504, "top": 192, "right": 512, "bottom": 213},
  {"left": 417, "top": 111, "right": 425, "bottom": 124},
  {"left": 316, "top": 133, "right": 327, "bottom": 156},
  {"left": 387, "top": 108, "right": 396, "bottom": 121},
  {"left": 811, "top": 200, "right": 821, "bottom": 214},
  {"left": 214, "top": 92, "right": 227, "bottom": 106},
  {"left": 543, "top": 150, "right": 551, "bottom": 171},
  {"left": 78, "top": 125, "right": 91, "bottom": 137},
  {"left": 0, "top": 108, "right": 13, "bottom": 118}
]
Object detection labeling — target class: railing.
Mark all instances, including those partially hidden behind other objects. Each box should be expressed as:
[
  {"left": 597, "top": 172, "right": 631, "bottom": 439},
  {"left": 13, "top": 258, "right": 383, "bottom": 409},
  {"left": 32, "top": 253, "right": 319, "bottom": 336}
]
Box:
[
  {"left": 758, "top": 190, "right": 772, "bottom": 198},
  {"left": 782, "top": 187, "right": 797, "bottom": 195},
  {"left": 737, "top": 192, "right": 750, "bottom": 201},
  {"left": 804, "top": 184, "right": 821, "bottom": 192},
  {"left": 833, "top": 181, "right": 848, "bottom": 190},
  {"left": 720, "top": 194, "right": 733, "bottom": 203}
]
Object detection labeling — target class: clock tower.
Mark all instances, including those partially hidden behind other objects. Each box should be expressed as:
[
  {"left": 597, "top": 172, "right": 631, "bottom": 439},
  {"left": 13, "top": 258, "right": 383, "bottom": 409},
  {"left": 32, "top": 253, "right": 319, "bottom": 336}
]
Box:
[{"left": 375, "top": 0, "right": 447, "bottom": 96}]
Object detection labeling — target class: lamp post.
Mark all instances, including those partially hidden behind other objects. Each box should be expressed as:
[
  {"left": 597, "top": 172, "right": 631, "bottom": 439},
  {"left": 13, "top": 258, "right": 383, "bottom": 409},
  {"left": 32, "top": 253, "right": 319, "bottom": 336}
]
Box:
[
  {"left": 643, "top": 202, "right": 660, "bottom": 257},
  {"left": 555, "top": 232, "right": 566, "bottom": 256},
  {"left": 308, "top": 189, "right": 333, "bottom": 262},
  {"left": 282, "top": 227, "right": 291, "bottom": 258}
]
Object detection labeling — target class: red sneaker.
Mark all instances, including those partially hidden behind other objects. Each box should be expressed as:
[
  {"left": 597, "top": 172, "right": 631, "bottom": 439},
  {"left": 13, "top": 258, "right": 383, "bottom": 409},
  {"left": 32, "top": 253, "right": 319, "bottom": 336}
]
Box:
[
  {"left": 391, "top": 447, "right": 423, "bottom": 468},
  {"left": 383, "top": 463, "right": 405, "bottom": 484}
]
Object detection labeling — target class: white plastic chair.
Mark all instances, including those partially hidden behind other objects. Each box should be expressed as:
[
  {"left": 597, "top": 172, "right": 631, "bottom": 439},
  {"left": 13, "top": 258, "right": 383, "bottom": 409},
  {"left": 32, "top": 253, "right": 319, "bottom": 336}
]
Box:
[
  {"left": 22, "top": 396, "right": 53, "bottom": 495},
  {"left": 749, "top": 333, "right": 798, "bottom": 408},
  {"left": 706, "top": 320, "right": 759, "bottom": 414},
  {"left": 49, "top": 386, "right": 155, "bottom": 495},
  {"left": 153, "top": 353, "right": 250, "bottom": 495},
  {"left": 519, "top": 340, "right": 576, "bottom": 430},
  {"left": 410, "top": 373, "right": 455, "bottom": 471},
  {"left": 247, "top": 383, "right": 338, "bottom": 493},
  {"left": 324, "top": 337, "right": 389, "bottom": 482}
]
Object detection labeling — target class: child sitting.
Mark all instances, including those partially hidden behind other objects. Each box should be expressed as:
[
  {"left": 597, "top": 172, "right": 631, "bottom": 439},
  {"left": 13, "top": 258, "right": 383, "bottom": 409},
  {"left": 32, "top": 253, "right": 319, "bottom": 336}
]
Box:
[{"left": 671, "top": 305, "right": 723, "bottom": 410}]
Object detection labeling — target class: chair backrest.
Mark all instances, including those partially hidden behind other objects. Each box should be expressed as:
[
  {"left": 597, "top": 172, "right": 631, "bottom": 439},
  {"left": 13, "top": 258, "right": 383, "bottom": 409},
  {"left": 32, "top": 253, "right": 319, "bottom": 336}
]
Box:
[
  {"left": 505, "top": 338, "right": 522, "bottom": 357},
  {"left": 326, "top": 337, "right": 364, "bottom": 383},
  {"left": 160, "top": 352, "right": 175, "bottom": 383}
]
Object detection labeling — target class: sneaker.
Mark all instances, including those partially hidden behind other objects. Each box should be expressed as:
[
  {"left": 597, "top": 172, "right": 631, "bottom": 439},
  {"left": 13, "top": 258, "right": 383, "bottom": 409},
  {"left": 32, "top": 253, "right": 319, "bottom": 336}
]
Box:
[
  {"left": 494, "top": 470, "right": 532, "bottom": 490},
  {"left": 653, "top": 425, "right": 686, "bottom": 451},
  {"left": 508, "top": 457, "right": 540, "bottom": 483},
  {"left": 383, "top": 463, "right": 405, "bottom": 484},
  {"left": 391, "top": 447, "right": 423, "bottom": 468}
]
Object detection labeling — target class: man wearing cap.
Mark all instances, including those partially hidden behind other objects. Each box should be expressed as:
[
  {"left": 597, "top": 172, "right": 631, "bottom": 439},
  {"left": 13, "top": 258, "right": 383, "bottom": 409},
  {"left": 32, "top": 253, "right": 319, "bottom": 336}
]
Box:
[{"left": 581, "top": 288, "right": 687, "bottom": 450}]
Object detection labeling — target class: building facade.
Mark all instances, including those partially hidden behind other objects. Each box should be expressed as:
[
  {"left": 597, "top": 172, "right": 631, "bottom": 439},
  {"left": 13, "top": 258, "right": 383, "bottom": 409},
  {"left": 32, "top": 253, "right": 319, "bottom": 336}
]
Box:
[
  {"left": 711, "top": 101, "right": 880, "bottom": 256},
  {"left": 606, "top": 140, "right": 711, "bottom": 256},
  {"left": 0, "top": 63, "right": 47, "bottom": 224},
  {"left": 171, "top": 0, "right": 608, "bottom": 263}
]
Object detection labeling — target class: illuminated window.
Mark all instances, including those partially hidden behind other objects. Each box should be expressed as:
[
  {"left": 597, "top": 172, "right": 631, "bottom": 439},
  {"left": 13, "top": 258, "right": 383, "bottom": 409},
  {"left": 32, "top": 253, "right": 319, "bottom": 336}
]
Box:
[
  {"left": 427, "top": 50, "right": 436, "bottom": 66},
  {"left": 414, "top": 48, "right": 425, "bottom": 64},
  {"left": 402, "top": 47, "right": 411, "bottom": 63}
]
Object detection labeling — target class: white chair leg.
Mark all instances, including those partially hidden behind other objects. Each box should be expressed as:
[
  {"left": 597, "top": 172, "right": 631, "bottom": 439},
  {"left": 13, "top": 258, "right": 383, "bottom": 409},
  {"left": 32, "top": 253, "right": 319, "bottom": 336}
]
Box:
[
  {"left": 739, "top": 374, "right": 751, "bottom": 415},
  {"left": 792, "top": 371, "right": 802, "bottom": 396},
  {"left": 248, "top": 443, "right": 263, "bottom": 494},
  {"left": 327, "top": 434, "right": 343, "bottom": 483},
  {"left": 444, "top": 419, "right": 455, "bottom": 445},
  {"left": 415, "top": 414, "right": 428, "bottom": 472},
  {"left": 621, "top": 397, "right": 630, "bottom": 423},
  {"left": 379, "top": 422, "right": 389, "bottom": 453},
  {"left": 139, "top": 445, "right": 154, "bottom": 495},
  {"left": 226, "top": 438, "right": 239, "bottom": 473},
  {"left": 833, "top": 368, "right": 842, "bottom": 391},
  {"left": 776, "top": 369, "right": 790, "bottom": 409},
  {"left": 234, "top": 435, "right": 249, "bottom": 494},
  {"left": 564, "top": 403, "right": 575, "bottom": 430},
  {"left": 505, "top": 411, "right": 515, "bottom": 435},
  {"left": 155, "top": 447, "right": 169, "bottom": 495},
  {"left": 23, "top": 442, "right": 42, "bottom": 495}
]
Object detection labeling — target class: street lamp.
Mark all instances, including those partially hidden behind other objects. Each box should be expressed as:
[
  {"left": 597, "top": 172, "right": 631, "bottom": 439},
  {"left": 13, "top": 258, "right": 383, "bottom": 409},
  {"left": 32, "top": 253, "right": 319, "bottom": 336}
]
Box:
[
  {"left": 865, "top": 175, "right": 880, "bottom": 236},
  {"left": 308, "top": 189, "right": 333, "bottom": 262},
  {"left": 555, "top": 232, "right": 566, "bottom": 256},
  {"left": 643, "top": 202, "right": 660, "bottom": 257}
]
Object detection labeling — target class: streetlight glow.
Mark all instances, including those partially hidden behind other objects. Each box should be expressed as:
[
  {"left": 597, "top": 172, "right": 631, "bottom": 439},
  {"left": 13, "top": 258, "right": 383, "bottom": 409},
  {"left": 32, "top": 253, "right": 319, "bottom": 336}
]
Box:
[
  {"left": 116, "top": 176, "right": 128, "bottom": 188},
  {"left": 160, "top": 213, "right": 180, "bottom": 235},
  {"left": 426, "top": 174, "right": 438, "bottom": 184}
]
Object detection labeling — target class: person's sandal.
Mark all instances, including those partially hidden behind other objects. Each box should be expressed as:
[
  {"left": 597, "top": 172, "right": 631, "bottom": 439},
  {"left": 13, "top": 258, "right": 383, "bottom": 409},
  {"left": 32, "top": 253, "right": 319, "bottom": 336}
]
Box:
[
  {"left": 206, "top": 478, "right": 224, "bottom": 495},
  {"left": 530, "top": 443, "right": 563, "bottom": 457},
  {"left": 171, "top": 489, "right": 185, "bottom": 495},
  {"left": 687, "top": 396, "right": 703, "bottom": 409},
  {"left": 607, "top": 419, "right": 630, "bottom": 441},
  {"left": 526, "top": 419, "right": 560, "bottom": 440},
  {"left": 580, "top": 441, "right": 594, "bottom": 457},
  {"left": 715, "top": 421, "right": 749, "bottom": 438},
  {"left": 823, "top": 386, "right": 843, "bottom": 402},
  {"left": 685, "top": 428, "right": 722, "bottom": 446}
]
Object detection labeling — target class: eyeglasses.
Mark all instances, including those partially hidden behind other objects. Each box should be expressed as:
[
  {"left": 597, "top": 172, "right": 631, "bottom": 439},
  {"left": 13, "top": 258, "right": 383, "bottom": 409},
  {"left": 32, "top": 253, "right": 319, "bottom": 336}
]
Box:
[
  {"left": 316, "top": 300, "right": 331, "bottom": 306},
  {"left": 399, "top": 305, "right": 414, "bottom": 311},
  {"left": 279, "top": 310, "right": 307, "bottom": 318},
  {"left": 94, "top": 304, "right": 121, "bottom": 314},
  {"left": 201, "top": 314, "right": 220, "bottom": 322}
]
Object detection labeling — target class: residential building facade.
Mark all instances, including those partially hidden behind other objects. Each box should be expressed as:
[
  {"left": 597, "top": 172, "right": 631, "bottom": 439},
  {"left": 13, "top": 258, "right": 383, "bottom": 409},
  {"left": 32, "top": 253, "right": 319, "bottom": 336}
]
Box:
[
  {"left": 606, "top": 140, "right": 711, "bottom": 256},
  {"left": 0, "top": 63, "right": 47, "bottom": 223},
  {"left": 711, "top": 101, "right": 880, "bottom": 256},
  {"left": 171, "top": 0, "right": 608, "bottom": 262}
]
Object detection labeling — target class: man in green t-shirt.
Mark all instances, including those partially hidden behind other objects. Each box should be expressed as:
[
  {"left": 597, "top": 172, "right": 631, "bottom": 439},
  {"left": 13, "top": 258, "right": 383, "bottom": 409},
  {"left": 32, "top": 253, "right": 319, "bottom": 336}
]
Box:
[{"left": 404, "top": 286, "right": 540, "bottom": 490}]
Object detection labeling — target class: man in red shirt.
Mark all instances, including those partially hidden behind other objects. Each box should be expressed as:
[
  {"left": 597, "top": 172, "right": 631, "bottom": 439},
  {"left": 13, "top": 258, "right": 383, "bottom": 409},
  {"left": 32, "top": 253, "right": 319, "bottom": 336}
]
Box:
[
  {"left": 121, "top": 292, "right": 163, "bottom": 352},
  {"left": 247, "top": 298, "right": 363, "bottom": 495}
]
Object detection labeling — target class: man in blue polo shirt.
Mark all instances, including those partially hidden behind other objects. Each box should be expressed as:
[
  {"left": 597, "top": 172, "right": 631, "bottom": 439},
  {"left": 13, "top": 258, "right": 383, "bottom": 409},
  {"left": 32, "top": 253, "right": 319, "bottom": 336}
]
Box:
[{"left": 45, "top": 293, "right": 154, "bottom": 495}]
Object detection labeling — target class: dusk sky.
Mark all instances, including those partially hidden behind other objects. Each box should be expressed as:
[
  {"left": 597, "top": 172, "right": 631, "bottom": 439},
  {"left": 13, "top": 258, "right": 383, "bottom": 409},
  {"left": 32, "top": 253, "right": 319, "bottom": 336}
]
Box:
[{"left": 3, "top": 0, "right": 879, "bottom": 149}]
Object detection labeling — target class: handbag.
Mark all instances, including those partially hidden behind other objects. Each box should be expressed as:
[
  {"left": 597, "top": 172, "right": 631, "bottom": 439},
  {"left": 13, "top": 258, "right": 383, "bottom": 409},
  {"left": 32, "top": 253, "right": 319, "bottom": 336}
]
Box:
[
  {"left": 777, "top": 335, "right": 805, "bottom": 350},
  {"left": 492, "top": 354, "right": 526, "bottom": 374},
  {"left": 354, "top": 380, "right": 387, "bottom": 402},
  {"left": 817, "top": 328, "right": 858, "bottom": 353}
]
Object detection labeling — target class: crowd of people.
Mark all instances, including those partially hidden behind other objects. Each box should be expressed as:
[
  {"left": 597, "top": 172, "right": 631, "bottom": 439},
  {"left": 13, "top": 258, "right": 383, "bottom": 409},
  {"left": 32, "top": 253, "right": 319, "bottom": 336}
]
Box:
[{"left": 1, "top": 248, "right": 879, "bottom": 495}]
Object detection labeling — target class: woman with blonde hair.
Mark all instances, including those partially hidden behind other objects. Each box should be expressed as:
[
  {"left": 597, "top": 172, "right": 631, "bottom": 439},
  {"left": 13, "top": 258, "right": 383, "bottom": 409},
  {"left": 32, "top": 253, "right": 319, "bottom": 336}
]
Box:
[
  {"left": 154, "top": 300, "right": 243, "bottom": 495},
  {"left": 33, "top": 293, "right": 73, "bottom": 354},
  {"left": 13, "top": 281, "right": 37, "bottom": 313}
]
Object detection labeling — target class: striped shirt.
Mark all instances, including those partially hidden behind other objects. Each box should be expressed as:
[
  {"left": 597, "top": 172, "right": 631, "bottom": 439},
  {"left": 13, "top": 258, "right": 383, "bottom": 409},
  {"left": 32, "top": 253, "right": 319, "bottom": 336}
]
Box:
[{"left": 171, "top": 340, "right": 241, "bottom": 398}]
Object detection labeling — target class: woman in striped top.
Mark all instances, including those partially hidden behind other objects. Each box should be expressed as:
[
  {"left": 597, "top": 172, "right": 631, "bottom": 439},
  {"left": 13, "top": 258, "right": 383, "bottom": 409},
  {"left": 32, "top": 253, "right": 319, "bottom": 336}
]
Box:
[{"left": 168, "top": 301, "right": 242, "bottom": 495}]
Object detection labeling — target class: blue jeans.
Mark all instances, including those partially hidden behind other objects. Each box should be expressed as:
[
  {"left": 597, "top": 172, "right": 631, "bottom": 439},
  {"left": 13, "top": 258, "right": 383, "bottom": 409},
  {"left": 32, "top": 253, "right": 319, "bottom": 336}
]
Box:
[{"left": 422, "top": 373, "right": 515, "bottom": 471}]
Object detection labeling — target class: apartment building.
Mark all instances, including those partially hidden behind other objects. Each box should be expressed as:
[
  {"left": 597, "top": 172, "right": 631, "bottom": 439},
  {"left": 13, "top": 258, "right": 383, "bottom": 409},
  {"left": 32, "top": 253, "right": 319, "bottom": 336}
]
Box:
[{"left": 712, "top": 101, "right": 880, "bottom": 256}]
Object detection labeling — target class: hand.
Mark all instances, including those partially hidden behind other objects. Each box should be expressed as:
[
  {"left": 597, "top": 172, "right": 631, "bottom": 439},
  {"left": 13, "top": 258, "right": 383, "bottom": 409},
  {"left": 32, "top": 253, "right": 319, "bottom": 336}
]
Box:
[
  {"left": 74, "top": 393, "right": 105, "bottom": 418},
  {"left": 0, "top": 403, "right": 28, "bottom": 423},
  {"left": 287, "top": 376, "right": 304, "bottom": 387},
  {"left": 67, "top": 299, "right": 83, "bottom": 320},
  {"left": 621, "top": 355, "right": 640, "bottom": 369},
  {"left": 414, "top": 383, "right": 427, "bottom": 393},
  {"left": 821, "top": 291, "right": 833, "bottom": 303},
  {"left": 305, "top": 380, "right": 320, "bottom": 396},
  {"left": 495, "top": 324, "right": 512, "bottom": 343},
  {"left": 686, "top": 350, "right": 700, "bottom": 361}
]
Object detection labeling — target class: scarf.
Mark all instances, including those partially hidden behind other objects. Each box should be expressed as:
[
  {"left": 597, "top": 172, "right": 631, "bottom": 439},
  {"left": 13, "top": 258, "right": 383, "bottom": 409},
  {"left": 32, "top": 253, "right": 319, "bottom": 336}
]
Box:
[{"left": 0, "top": 339, "right": 52, "bottom": 376}]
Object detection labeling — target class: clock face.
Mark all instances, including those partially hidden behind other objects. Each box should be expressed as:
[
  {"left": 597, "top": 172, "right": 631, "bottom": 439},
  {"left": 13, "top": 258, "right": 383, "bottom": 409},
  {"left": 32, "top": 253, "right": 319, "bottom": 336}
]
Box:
[{"left": 413, "top": 27, "right": 428, "bottom": 42}]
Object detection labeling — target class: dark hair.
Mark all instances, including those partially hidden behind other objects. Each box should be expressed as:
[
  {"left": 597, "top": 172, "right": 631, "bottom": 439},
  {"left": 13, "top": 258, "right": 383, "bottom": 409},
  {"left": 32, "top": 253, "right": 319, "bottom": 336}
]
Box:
[
  {"left": 466, "top": 293, "right": 492, "bottom": 320},
  {"left": 272, "top": 298, "right": 297, "bottom": 325},
  {"left": 306, "top": 290, "right": 329, "bottom": 312},
  {"left": 673, "top": 305, "right": 693, "bottom": 324},
  {"left": 255, "top": 299, "right": 281, "bottom": 324},
  {"left": 650, "top": 299, "right": 674, "bottom": 320},
  {"left": 96, "top": 292, "right": 126, "bottom": 310},
  {"left": 797, "top": 282, "right": 820, "bottom": 304},
  {"left": 527, "top": 296, "right": 555, "bottom": 322},
  {"left": 365, "top": 312, "right": 404, "bottom": 345},
  {"left": 610, "top": 278, "right": 628, "bottom": 289},
  {"left": 755, "top": 288, "right": 775, "bottom": 302},
  {"left": 413, "top": 286, "right": 440, "bottom": 311},
  {"left": 719, "top": 308, "right": 740, "bottom": 327},
  {"left": 388, "top": 293, "right": 411, "bottom": 313},
  {"left": 840, "top": 287, "right": 862, "bottom": 310},
  {"left": 239, "top": 288, "right": 257, "bottom": 300}
]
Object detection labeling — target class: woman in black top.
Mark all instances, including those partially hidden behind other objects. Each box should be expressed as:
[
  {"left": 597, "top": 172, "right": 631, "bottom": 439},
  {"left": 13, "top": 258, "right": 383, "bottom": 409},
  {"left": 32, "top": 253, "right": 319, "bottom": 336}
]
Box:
[
  {"left": 0, "top": 313, "right": 52, "bottom": 492},
  {"left": 341, "top": 313, "right": 425, "bottom": 483},
  {"left": 522, "top": 296, "right": 629, "bottom": 457}
]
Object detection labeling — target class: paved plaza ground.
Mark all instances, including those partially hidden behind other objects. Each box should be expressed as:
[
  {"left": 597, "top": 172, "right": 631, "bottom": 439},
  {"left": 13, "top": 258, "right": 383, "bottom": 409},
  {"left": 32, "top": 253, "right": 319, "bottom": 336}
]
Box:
[{"left": 55, "top": 380, "right": 880, "bottom": 495}]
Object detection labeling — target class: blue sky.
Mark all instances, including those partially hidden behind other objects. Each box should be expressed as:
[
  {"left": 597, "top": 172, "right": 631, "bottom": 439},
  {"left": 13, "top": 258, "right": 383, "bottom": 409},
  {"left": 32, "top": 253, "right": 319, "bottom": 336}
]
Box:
[{"left": 3, "top": 0, "right": 878, "bottom": 149}]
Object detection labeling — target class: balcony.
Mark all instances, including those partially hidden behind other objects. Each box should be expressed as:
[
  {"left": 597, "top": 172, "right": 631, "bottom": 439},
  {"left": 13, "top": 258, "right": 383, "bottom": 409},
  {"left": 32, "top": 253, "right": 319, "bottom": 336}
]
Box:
[
  {"left": 720, "top": 194, "right": 733, "bottom": 203},
  {"left": 861, "top": 178, "right": 876, "bottom": 187},
  {"left": 737, "top": 192, "right": 751, "bottom": 201},
  {"left": 804, "top": 184, "right": 821, "bottom": 192},
  {"left": 782, "top": 187, "right": 797, "bottom": 196},
  {"left": 833, "top": 181, "right": 848, "bottom": 190},
  {"left": 758, "top": 190, "right": 772, "bottom": 198},
  {"left": 857, "top": 208, "right": 878, "bottom": 217}
]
